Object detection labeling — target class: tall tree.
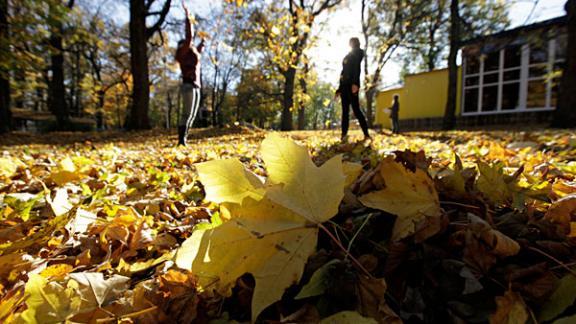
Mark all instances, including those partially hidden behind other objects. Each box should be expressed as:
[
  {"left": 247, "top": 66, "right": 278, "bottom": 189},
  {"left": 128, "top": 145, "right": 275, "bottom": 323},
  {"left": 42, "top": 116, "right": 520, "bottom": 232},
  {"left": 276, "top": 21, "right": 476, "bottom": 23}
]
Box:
[
  {"left": 0, "top": 0, "right": 11, "bottom": 133},
  {"left": 253, "top": 0, "right": 342, "bottom": 131},
  {"left": 441, "top": 0, "right": 509, "bottom": 129},
  {"left": 442, "top": 0, "right": 459, "bottom": 130},
  {"left": 48, "top": 0, "right": 75, "bottom": 131},
  {"left": 402, "top": 0, "right": 508, "bottom": 74},
  {"left": 126, "top": 0, "right": 171, "bottom": 130},
  {"left": 552, "top": 0, "right": 576, "bottom": 128},
  {"left": 361, "top": 0, "right": 426, "bottom": 128}
]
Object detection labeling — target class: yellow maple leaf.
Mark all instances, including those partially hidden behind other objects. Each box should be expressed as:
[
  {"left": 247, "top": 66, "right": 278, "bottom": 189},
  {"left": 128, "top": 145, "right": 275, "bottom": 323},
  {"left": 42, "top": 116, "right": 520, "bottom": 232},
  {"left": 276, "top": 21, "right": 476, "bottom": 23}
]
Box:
[
  {"left": 195, "top": 159, "right": 265, "bottom": 204},
  {"left": 0, "top": 157, "right": 24, "bottom": 178},
  {"left": 343, "top": 162, "right": 363, "bottom": 188},
  {"left": 476, "top": 161, "right": 510, "bottom": 205},
  {"left": 261, "top": 133, "right": 345, "bottom": 223},
  {"left": 176, "top": 133, "right": 345, "bottom": 322},
  {"left": 358, "top": 157, "right": 442, "bottom": 241},
  {"left": 49, "top": 157, "right": 84, "bottom": 186},
  {"left": 39, "top": 264, "right": 73, "bottom": 279},
  {"left": 17, "top": 274, "right": 82, "bottom": 324}
]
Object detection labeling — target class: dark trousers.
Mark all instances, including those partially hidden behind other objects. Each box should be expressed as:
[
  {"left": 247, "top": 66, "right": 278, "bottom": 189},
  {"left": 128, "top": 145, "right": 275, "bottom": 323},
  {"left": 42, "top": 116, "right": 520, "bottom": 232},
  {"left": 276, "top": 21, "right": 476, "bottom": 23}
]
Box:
[
  {"left": 391, "top": 116, "right": 400, "bottom": 134},
  {"left": 340, "top": 87, "right": 369, "bottom": 138}
]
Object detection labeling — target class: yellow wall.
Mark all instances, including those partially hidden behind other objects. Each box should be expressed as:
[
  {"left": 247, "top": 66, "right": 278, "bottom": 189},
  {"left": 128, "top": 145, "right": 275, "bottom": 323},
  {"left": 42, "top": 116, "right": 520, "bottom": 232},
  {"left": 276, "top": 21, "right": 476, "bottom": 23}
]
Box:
[{"left": 375, "top": 68, "right": 462, "bottom": 128}]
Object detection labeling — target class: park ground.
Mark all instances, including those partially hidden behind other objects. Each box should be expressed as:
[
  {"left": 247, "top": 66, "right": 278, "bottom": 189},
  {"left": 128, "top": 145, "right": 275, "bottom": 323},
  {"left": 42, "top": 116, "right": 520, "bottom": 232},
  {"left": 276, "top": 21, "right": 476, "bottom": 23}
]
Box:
[{"left": 0, "top": 127, "right": 576, "bottom": 323}]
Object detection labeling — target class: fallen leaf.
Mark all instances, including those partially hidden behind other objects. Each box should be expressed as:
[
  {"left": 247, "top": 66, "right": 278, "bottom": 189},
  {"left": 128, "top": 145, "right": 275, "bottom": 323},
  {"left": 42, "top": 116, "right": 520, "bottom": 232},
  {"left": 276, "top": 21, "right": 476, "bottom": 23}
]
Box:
[
  {"left": 47, "top": 188, "right": 73, "bottom": 217},
  {"left": 319, "top": 311, "right": 378, "bottom": 324},
  {"left": 49, "top": 157, "right": 84, "bottom": 186},
  {"left": 262, "top": 133, "right": 345, "bottom": 223},
  {"left": 343, "top": 162, "right": 363, "bottom": 188},
  {"left": 296, "top": 259, "right": 340, "bottom": 299},
  {"left": 0, "top": 157, "right": 24, "bottom": 179},
  {"left": 176, "top": 133, "right": 345, "bottom": 321},
  {"left": 476, "top": 161, "right": 510, "bottom": 205},
  {"left": 359, "top": 157, "right": 442, "bottom": 241},
  {"left": 39, "top": 264, "right": 73, "bottom": 279},
  {"left": 464, "top": 214, "right": 520, "bottom": 272},
  {"left": 18, "top": 274, "right": 82, "bottom": 323},
  {"left": 195, "top": 159, "right": 265, "bottom": 204},
  {"left": 538, "top": 273, "right": 576, "bottom": 322},
  {"left": 544, "top": 194, "right": 576, "bottom": 236},
  {"left": 69, "top": 272, "right": 130, "bottom": 309},
  {"left": 490, "top": 290, "right": 529, "bottom": 324}
]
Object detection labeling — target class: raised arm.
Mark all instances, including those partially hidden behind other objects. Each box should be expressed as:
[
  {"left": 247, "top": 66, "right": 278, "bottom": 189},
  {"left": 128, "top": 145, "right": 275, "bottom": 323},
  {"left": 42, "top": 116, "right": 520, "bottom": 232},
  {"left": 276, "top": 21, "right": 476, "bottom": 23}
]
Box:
[{"left": 182, "top": 1, "right": 193, "bottom": 48}]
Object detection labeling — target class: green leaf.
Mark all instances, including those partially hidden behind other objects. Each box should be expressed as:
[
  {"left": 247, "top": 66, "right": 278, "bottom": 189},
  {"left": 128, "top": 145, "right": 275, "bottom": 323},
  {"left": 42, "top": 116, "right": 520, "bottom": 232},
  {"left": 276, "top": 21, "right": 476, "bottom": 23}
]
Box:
[
  {"left": 538, "top": 274, "right": 576, "bottom": 322},
  {"left": 319, "top": 311, "right": 378, "bottom": 324},
  {"left": 296, "top": 259, "right": 340, "bottom": 299},
  {"left": 3, "top": 193, "right": 44, "bottom": 221},
  {"left": 553, "top": 314, "right": 576, "bottom": 324}
]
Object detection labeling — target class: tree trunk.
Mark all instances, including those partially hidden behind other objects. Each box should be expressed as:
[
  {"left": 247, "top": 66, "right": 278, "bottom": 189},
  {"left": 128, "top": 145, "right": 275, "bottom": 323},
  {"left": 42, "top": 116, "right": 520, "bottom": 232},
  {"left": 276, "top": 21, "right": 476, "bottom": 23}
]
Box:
[
  {"left": 215, "top": 81, "right": 228, "bottom": 128},
  {"left": 126, "top": 0, "right": 151, "bottom": 130},
  {"left": 297, "top": 105, "right": 305, "bottom": 130},
  {"left": 361, "top": 0, "right": 373, "bottom": 128},
  {"left": 442, "top": 0, "right": 460, "bottom": 130},
  {"left": 96, "top": 89, "right": 105, "bottom": 130},
  {"left": 281, "top": 68, "right": 295, "bottom": 131},
  {"left": 552, "top": 0, "right": 576, "bottom": 128},
  {"left": 48, "top": 2, "right": 71, "bottom": 131},
  {"left": 297, "top": 73, "right": 308, "bottom": 130},
  {"left": 212, "top": 67, "right": 219, "bottom": 127},
  {"left": 0, "top": 0, "right": 11, "bottom": 133},
  {"left": 166, "top": 89, "right": 172, "bottom": 129},
  {"left": 74, "top": 49, "right": 82, "bottom": 116}
]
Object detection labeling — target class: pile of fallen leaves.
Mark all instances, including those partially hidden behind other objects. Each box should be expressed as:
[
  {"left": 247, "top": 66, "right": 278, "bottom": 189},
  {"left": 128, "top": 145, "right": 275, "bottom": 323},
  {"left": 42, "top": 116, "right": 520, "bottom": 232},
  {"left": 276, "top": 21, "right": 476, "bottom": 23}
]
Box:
[{"left": 0, "top": 128, "right": 575, "bottom": 323}]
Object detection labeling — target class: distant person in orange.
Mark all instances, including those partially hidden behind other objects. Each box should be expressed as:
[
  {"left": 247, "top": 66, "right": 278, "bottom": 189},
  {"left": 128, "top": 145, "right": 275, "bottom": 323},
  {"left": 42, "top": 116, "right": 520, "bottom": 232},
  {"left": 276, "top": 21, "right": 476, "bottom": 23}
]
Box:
[
  {"left": 390, "top": 95, "right": 400, "bottom": 134},
  {"left": 175, "top": 1, "right": 205, "bottom": 146},
  {"left": 335, "top": 37, "right": 370, "bottom": 142}
]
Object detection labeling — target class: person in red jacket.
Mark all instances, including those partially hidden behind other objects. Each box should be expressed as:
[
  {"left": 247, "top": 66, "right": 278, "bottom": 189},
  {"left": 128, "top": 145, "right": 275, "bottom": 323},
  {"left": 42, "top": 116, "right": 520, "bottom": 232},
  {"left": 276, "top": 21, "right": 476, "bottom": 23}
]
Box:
[{"left": 175, "top": 1, "right": 205, "bottom": 146}]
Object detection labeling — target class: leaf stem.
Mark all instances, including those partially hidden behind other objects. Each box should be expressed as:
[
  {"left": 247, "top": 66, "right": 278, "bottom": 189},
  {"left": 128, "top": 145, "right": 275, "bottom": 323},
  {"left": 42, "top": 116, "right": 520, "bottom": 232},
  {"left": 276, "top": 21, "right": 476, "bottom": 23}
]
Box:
[
  {"left": 528, "top": 246, "right": 576, "bottom": 278},
  {"left": 318, "top": 223, "right": 373, "bottom": 278},
  {"left": 346, "top": 214, "right": 372, "bottom": 257}
]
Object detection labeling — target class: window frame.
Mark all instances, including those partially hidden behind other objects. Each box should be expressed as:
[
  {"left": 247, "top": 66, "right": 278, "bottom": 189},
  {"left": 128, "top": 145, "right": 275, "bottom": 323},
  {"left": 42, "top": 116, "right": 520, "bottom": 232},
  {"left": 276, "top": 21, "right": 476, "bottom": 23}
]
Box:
[{"left": 461, "top": 34, "right": 562, "bottom": 116}]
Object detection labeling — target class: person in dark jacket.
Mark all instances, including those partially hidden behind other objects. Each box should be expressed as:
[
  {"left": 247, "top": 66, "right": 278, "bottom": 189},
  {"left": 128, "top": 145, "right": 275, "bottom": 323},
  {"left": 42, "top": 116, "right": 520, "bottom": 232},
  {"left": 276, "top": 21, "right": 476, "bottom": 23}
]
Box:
[
  {"left": 390, "top": 94, "right": 400, "bottom": 134},
  {"left": 335, "top": 37, "right": 370, "bottom": 141},
  {"left": 175, "top": 1, "right": 205, "bottom": 146}
]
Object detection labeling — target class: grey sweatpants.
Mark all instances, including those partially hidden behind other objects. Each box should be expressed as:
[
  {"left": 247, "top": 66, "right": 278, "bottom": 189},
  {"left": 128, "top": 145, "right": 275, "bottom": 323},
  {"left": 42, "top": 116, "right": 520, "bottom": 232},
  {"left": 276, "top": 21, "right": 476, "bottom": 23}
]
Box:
[{"left": 179, "top": 83, "right": 201, "bottom": 128}]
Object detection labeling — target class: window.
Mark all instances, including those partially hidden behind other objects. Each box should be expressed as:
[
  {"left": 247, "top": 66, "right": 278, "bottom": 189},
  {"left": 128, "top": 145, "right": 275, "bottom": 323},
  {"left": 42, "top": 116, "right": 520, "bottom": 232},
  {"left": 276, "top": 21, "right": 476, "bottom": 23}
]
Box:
[
  {"left": 529, "top": 65, "right": 548, "bottom": 79},
  {"left": 464, "top": 88, "right": 479, "bottom": 113},
  {"left": 484, "top": 73, "right": 499, "bottom": 84},
  {"left": 484, "top": 52, "right": 500, "bottom": 72},
  {"left": 482, "top": 86, "right": 498, "bottom": 111},
  {"left": 502, "top": 83, "right": 520, "bottom": 110},
  {"left": 550, "top": 81, "right": 560, "bottom": 108},
  {"left": 462, "top": 32, "right": 564, "bottom": 115},
  {"left": 504, "top": 70, "right": 520, "bottom": 81},
  {"left": 530, "top": 41, "right": 548, "bottom": 64},
  {"left": 527, "top": 80, "right": 547, "bottom": 108},
  {"left": 555, "top": 34, "right": 567, "bottom": 62},
  {"left": 466, "top": 55, "right": 480, "bottom": 74},
  {"left": 504, "top": 45, "right": 521, "bottom": 68},
  {"left": 465, "top": 76, "right": 479, "bottom": 87}
]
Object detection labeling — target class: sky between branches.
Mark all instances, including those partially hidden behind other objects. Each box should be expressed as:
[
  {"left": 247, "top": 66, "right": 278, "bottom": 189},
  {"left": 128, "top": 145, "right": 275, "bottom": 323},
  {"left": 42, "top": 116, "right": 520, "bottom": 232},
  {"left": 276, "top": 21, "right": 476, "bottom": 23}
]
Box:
[{"left": 112, "top": 0, "right": 566, "bottom": 89}]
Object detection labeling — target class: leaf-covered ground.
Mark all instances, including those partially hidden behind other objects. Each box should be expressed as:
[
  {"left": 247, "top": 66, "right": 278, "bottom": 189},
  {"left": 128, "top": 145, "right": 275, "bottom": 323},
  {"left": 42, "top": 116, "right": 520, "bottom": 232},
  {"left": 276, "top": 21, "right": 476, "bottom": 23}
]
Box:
[{"left": 0, "top": 127, "right": 575, "bottom": 324}]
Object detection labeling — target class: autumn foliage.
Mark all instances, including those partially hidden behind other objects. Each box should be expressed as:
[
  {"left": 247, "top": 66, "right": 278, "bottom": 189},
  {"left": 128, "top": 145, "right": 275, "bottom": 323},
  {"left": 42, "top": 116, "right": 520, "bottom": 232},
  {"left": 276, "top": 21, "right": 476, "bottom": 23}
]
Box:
[{"left": 0, "top": 129, "right": 576, "bottom": 323}]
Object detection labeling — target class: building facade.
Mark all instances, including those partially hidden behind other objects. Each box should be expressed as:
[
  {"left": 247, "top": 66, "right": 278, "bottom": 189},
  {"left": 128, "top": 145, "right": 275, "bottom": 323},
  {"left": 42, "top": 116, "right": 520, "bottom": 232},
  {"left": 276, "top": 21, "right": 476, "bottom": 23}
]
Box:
[{"left": 375, "top": 17, "right": 567, "bottom": 130}]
